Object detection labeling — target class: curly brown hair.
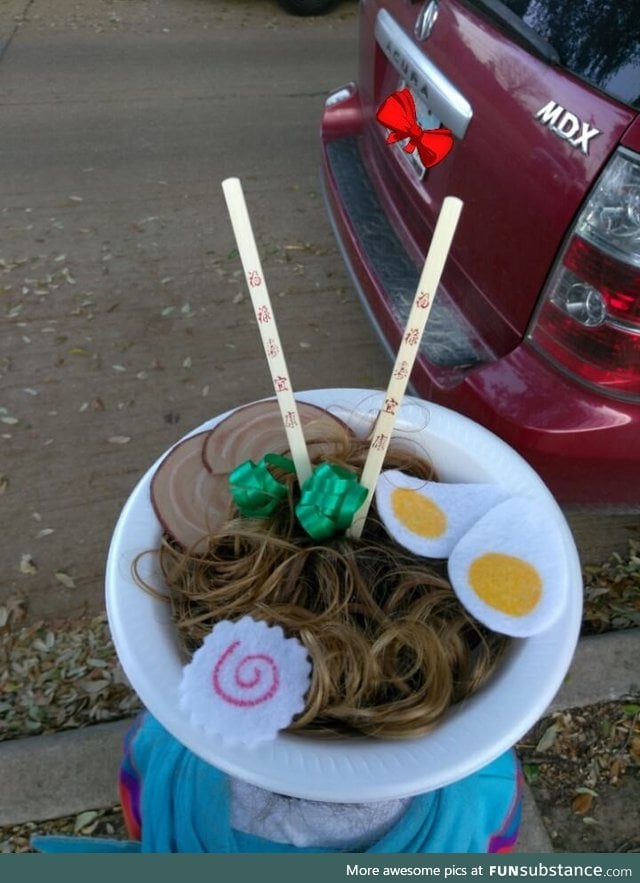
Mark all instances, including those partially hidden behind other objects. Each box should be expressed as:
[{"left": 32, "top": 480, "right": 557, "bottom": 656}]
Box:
[{"left": 142, "top": 424, "right": 508, "bottom": 740}]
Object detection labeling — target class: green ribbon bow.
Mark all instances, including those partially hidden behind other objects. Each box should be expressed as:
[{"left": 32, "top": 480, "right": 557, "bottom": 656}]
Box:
[
  {"left": 295, "top": 462, "right": 367, "bottom": 541},
  {"left": 229, "top": 453, "right": 295, "bottom": 518},
  {"left": 229, "top": 456, "right": 367, "bottom": 540}
]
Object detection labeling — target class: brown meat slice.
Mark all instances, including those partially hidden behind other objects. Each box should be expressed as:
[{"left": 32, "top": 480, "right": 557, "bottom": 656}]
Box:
[{"left": 151, "top": 400, "right": 347, "bottom": 550}]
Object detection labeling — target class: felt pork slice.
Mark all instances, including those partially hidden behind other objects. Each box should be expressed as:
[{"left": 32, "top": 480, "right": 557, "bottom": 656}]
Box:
[
  {"left": 151, "top": 400, "right": 347, "bottom": 550},
  {"left": 150, "top": 430, "right": 222, "bottom": 552},
  {"left": 447, "top": 497, "right": 568, "bottom": 637},
  {"left": 201, "top": 399, "right": 344, "bottom": 474}
]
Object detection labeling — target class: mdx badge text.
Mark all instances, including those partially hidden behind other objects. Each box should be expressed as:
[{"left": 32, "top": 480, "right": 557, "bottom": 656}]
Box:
[{"left": 535, "top": 100, "right": 600, "bottom": 155}]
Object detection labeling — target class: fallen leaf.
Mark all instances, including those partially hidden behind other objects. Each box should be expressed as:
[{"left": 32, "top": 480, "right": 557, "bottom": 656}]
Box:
[
  {"left": 55, "top": 572, "right": 76, "bottom": 589},
  {"left": 609, "top": 757, "right": 624, "bottom": 783},
  {"left": 19, "top": 554, "right": 37, "bottom": 575},
  {"left": 571, "top": 792, "right": 594, "bottom": 815},
  {"left": 32, "top": 632, "right": 55, "bottom": 653},
  {"left": 36, "top": 528, "right": 54, "bottom": 539},
  {"left": 536, "top": 723, "right": 559, "bottom": 752},
  {"left": 77, "top": 679, "right": 111, "bottom": 695},
  {"left": 108, "top": 436, "right": 130, "bottom": 444},
  {"left": 74, "top": 811, "right": 99, "bottom": 834}
]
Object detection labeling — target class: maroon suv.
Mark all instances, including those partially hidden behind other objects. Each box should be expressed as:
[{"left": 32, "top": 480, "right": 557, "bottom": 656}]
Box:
[{"left": 320, "top": 0, "right": 640, "bottom": 506}]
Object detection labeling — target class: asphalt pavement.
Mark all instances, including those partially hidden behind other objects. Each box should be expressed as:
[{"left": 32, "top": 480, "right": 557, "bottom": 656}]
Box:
[{"left": 1, "top": 0, "right": 389, "bottom": 623}]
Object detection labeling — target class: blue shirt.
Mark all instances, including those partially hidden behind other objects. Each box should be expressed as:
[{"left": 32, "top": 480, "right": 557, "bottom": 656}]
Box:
[{"left": 33, "top": 713, "right": 522, "bottom": 853}]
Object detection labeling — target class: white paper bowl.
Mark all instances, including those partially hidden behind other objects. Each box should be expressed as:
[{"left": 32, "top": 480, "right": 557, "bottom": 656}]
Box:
[{"left": 106, "top": 389, "right": 582, "bottom": 803}]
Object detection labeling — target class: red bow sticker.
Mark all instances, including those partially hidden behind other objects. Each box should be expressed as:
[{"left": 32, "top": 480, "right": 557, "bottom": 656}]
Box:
[{"left": 376, "top": 88, "right": 454, "bottom": 169}]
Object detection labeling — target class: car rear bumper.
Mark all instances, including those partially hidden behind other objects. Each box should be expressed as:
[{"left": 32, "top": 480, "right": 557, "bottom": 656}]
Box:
[{"left": 320, "top": 90, "right": 640, "bottom": 507}]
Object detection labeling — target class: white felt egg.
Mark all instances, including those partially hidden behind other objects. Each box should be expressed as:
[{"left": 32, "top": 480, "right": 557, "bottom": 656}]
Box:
[
  {"left": 375, "top": 470, "right": 509, "bottom": 558},
  {"left": 447, "top": 497, "right": 569, "bottom": 637}
]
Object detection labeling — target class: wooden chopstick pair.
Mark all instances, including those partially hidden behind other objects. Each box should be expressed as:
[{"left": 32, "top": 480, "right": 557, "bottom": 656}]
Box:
[{"left": 221, "top": 176, "right": 462, "bottom": 539}]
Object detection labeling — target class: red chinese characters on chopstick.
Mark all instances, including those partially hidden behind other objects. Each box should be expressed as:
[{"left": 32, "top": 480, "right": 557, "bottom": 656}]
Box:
[
  {"left": 347, "top": 195, "right": 463, "bottom": 539},
  {"left": 221, "top": 177, "right": 313, "bottom": 485}
]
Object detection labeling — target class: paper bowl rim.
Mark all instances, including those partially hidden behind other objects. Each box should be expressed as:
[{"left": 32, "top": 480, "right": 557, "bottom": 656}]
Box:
[{"left": 106, "top": 389, "right": 582, "bottom": 802}]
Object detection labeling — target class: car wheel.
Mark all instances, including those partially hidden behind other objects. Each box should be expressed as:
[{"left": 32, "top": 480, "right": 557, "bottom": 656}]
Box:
[{"left": 277, "top": 0, "right": 337, "bottom": 15}]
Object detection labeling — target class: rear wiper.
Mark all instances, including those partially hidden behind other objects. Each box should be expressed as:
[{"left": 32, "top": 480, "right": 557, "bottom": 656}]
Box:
[{"left": 462, "top": 0, "right": 560, "bottom": 64}]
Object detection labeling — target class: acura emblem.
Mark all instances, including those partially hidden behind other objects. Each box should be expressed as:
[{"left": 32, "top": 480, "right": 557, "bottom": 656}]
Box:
[{"left": 415, "top": 0, "right": 439, "bottom": 42}]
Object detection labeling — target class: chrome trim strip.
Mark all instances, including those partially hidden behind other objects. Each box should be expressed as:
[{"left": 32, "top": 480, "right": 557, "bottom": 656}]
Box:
[
  {"left": 375, "top": 8, "right": 473, "bottom": 140},
  {"left": 415, "top": 0, "right": 439, "bottom": 42},
  {"left": 607, "top": 317, "right": 640, "bottom": 336}
]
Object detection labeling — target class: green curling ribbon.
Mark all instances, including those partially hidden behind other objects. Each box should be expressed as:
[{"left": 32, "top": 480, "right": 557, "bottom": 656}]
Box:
[
  {"left": 229, "top": 453, "right": 295, "bottom": 518},
  {"left": 295, "top": 462, "right": 367, "bottom": 541}
]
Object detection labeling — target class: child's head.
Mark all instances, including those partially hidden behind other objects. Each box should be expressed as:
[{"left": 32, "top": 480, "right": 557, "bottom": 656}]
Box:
[{"left": 151, "top": 423, "right": 508, "bottom": 740}]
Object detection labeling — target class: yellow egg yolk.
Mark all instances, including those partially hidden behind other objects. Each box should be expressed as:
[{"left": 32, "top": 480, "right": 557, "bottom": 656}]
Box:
[
  {"left": 468, "top": 552, "right": 542, "bottom": 616},
  {"left": 391, "top": 488, "right": 448, "bottom": 538}
]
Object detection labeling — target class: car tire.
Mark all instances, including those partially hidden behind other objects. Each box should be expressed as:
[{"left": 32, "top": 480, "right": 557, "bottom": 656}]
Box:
[{"left": 277, "top": 0, "right": 337, "bottom": 15}]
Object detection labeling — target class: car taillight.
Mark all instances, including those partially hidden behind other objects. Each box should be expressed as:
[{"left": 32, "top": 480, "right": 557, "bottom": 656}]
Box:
[{"left": 529, "top": 148, "right": 640, "bottom": 401}]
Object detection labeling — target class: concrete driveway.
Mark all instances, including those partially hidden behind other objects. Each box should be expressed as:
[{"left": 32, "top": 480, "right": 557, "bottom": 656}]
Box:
[{"left": 1, "top": 0, "right": 392, "bottom": 621}]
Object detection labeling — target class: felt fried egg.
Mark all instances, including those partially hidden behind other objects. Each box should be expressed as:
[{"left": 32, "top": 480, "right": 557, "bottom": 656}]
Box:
[
  {"left": 447, "top": 497, "right": 568, "bottom": 637},
  {"left": 375, "top": 471, "right": 509, "bottom": 558}
]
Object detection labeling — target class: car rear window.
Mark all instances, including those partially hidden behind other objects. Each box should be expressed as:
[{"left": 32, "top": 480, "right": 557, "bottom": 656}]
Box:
[{"left": 464, "top": 0, "right": 640, "bottom": 110}]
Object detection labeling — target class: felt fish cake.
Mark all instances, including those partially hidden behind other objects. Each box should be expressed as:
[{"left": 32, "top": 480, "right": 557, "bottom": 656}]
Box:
[
  {"left": 448, "top": 497, "right": 568, "bottom": 637},
  {"left": 375, "top": 471, "right": 509, "bottom": 558}
]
